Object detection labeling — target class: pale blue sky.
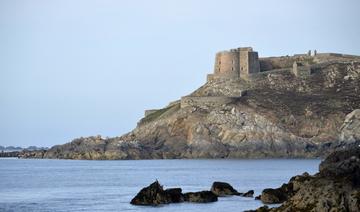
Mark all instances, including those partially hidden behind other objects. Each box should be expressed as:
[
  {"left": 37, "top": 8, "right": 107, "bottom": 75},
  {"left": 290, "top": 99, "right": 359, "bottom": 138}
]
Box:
[{"left": 1, "top": 0, "right": 359, "bottom": 147}]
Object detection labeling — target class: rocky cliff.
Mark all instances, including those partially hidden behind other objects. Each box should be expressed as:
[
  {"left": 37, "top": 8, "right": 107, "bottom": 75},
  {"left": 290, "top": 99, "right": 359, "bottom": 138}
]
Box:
[{"left": 20, "top": 50, "right": 360, "bottom": 159}]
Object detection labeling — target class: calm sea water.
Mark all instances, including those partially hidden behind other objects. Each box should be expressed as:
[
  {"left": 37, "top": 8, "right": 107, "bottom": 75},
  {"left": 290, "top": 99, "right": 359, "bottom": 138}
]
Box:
[{"left": 0, "top": 158, "right": 320, "bottom": 212}]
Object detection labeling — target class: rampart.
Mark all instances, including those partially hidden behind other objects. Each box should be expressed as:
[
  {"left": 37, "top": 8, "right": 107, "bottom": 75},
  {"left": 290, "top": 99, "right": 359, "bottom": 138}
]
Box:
[
  {"left": 144, "top": 109, "right": 159, "bottom": 117},
  {"left": 180, "top": 96, "right": 238, "bottom": 109}
]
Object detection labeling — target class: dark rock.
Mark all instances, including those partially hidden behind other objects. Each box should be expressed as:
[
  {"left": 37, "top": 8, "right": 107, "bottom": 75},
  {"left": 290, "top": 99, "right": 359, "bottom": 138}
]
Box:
[
  {"left": 131, "top": 181, "right": 220, "bottom": 206},
  {"left": 0, "top": 151, "right": 20, "bottom": 157},
  {"left": 210, "top": 181, "right": 240, "bottom": 196},
  {"left": 130, "top": 181, "right": 173, "bottom": 205},
  {"left": 184, "top": 191, "right": 218, "bottom": 203},
  {"left": 255, "top": 195, "right": 261, "bottom": 200},
  {"left": 251, "top": 147, "right": 360, "bottom": 211},
  {"left": 164, "top": 188, "right": 184, "bottom": 203},
  {"left": 259, "top": 177, "right": 299, "bottom": 204},
  {"left": 319, "top": 147, "right": 360, "bottom": 185},
  {"left": 244, "top": 206, "right": 270, "bottom": 212},
  {"left": 241, "top": 190, "right": 254, "bottom": 197},
  {"left": 260, "top": 188, "right": 288, "bottom": 204}
]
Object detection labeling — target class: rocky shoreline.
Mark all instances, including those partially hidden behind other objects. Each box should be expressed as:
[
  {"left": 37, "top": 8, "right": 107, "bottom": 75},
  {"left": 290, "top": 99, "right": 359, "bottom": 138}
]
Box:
[
  {"left": 249, "top": 147, "right": 360, "bottom": 211},
  {"left": 130, "top": 147, "right": 360, "bottom": 211},
  {"left": 0, "top": 151, "right": 20, "bottom": 157}
]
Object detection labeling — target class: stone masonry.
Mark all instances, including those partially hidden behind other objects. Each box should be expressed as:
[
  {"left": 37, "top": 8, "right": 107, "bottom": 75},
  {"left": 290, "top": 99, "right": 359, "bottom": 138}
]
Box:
[
  {"left": 208, "top": 47, "right": 260, "bottom": 81},
  {"left": 144, "top": 47, "right": 356, "bottom": 113}
]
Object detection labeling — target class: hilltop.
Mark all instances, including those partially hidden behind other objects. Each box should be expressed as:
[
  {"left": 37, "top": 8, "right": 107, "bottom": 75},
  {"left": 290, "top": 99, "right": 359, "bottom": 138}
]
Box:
[{"left": 21, "top": 47, "right": 360, "bottom": 159}]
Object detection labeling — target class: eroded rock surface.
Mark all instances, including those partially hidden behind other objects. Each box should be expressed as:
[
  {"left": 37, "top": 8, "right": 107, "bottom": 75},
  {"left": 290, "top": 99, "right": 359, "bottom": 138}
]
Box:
[{"left": 252, "top": 148, "right": 360, "bottom": 212}]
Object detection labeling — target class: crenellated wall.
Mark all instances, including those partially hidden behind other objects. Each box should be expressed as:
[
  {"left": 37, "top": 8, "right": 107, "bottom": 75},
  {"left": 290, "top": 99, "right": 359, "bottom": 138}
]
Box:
[{"left": 180, "top": 96, "right": 237, "bottom": 109}]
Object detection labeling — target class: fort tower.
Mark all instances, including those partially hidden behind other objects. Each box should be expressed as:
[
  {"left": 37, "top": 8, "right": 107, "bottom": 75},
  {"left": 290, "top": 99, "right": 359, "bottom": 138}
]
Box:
[{"left": 208, "top": 47, "right": 260, "bottom": 81}]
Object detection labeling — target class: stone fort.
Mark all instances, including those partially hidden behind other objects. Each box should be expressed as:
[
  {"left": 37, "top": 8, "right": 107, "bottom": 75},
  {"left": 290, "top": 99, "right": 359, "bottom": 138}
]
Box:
[
  {"left": 207, "top": 47, "right": 260, "bottom": 81},
  {"left": 143, "top": 47, "right": 359, "bottom": 117}
]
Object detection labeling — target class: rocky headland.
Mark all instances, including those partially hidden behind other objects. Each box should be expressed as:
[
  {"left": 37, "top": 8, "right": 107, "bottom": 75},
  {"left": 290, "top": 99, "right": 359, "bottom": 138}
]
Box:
[
  {"left": 249, "top": 147, "right": 360, "bottom": 211},
  {"left": 130, "top": 147, "right": 360, "bottom": 210},
  {"left": 19, "top": 47, "right": 360, "bottom": 159}
]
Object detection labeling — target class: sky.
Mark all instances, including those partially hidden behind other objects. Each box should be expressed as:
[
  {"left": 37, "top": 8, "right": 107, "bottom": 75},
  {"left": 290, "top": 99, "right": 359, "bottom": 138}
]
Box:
[{"left": 1, "top": 0, "right": 360, "bottom": 147}]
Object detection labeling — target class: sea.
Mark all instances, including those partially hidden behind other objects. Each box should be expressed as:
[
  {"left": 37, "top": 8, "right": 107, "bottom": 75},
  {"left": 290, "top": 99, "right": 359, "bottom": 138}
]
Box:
[{"left": 0, "top": 158, "right": 321, "bottom": 212}]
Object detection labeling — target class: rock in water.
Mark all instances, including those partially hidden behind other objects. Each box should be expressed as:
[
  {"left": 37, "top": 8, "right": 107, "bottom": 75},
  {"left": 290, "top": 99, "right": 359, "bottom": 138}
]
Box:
[
  {"left": 130, "top": 181, "right": 174, "bottom": 205},
  {"left": 164, "top": 188, "right": 184, "bottom": 203},
  {"left": 210, "top": 181, "right": 240, "bottom": 196},
  {"left": 131, "top": 181, "right": 220, "bottom": 205},
  {"left": 184, "top": 191, "right": 218, "bottom": 203},
  {"left": 242, "top": 190, "right": 254, "bottom": 197},
  {"left": 244, "top": 206, "right": 270, "bottom": 212}
]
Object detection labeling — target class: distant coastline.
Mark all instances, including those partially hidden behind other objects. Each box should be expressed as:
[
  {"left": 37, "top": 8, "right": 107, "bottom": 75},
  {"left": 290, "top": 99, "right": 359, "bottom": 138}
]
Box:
[{"left": 0, "top": 146, "right": 48, "bottom": 158}]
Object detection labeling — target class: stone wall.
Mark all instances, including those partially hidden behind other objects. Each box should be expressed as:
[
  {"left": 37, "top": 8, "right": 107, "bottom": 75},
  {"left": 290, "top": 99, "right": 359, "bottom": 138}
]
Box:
[
  {"left": 144, "top": 101, "right": 180, "bottom": 118},
  {"left": 247, "top": 51, "right": 261, "bottom": 74},
  {"left": 316, "top": 53, "right": 343, "bottom": 57},
  {"left": 144, "top": 109, "right": 159, "bottom": 117},
  {"left": 292, "top": 62, "right": 313, "bottom": 77},
  {"left": 167, "top": 100, "right": 181, "bottom": 107},
  {"left": 207, "top": 73, "right": 238, "bottom": 81},
  {"left": 238, "top": 48, "right": 260, "bottom": 76},
  {"left": 294, "top": 54, "right": 308, "bottom": 57},
  {"left": 259, "top": 56, "right": 314, "bottom": 71},
  {"left": 259, "top": 59, "right": 274, "bottom": 72},
  {"left": 180, "top": 96, "right": 238, "bottom": 109},
  {"left": 239, "top": 50, "right": 249, "bottom": 76},
  {"left": 214, "top": 51, "right": 240, "bottom": 78}
]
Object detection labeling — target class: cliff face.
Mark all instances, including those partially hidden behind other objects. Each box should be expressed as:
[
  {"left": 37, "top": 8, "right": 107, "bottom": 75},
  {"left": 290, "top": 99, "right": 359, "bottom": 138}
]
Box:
[{"left": 21, "top": 51, "right": 360, "bottom": 159}]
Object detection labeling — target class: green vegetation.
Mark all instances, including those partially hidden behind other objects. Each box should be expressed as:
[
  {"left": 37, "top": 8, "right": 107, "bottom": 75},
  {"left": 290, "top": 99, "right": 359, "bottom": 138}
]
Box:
[{"left": 140, "top": 103, "right": 180, "bottom": 124}]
